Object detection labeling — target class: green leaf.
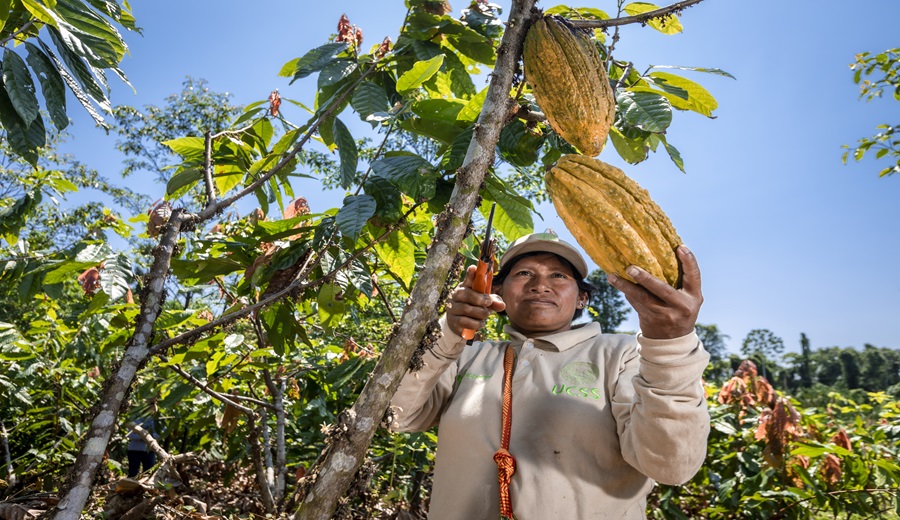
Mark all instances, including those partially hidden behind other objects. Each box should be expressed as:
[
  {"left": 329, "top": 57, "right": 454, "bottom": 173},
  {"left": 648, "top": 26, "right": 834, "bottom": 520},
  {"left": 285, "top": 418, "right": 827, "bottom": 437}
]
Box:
[
  {"left": 20, "top": 0, "right": 58, "bottom": 26},
  {"left": 456, "top": 86, "right": 488, "bottom": 124},
  {"left": 498, "top": 119, "right": 544, "bottom": 167},
  {"left": 83, "top": 0, "right": 140, "bottom": 32},
  {"left": 649, "top": 65, "right": 736, "bottom": 80},
  {"left": 317, "top": 282, "right": 346, "bottom": 331},
  {"left": 363, "top": 176, "right": 403, "bottom": 225},
  {"left": 24, "top": 42, "right": 68, "bottom": 130},
  {"left": 47, "top": 27, "right": 110, "bottom": 112},
  {"left": 411, "top": 98, "right": 468, "bottom": 122},
  {"left": 397, "top": 55, "right": 444, "bottom": 94},
  {"left": 616, "top": 90, "right": 672, "bottom": 133},
  {"left": 0, "top": 0, "right": 11, "bottom": 33},
  {"left": 36, "top": 39, "right": 108, "bottom": 128},
  {"left": 215, "top": 165, "right": 244, "bottom": 196},
  {"left": 0, "top": 191, "right": 42, "bottom": 245},
  {"left": 332, "top": 117, "right": 358, "bottom": 189},
  {"left": 442, "top": 50, "right": 476, "bottom": 99},
  {"left": 371, "top": 154, "right": 436, "bottom": 202},
  {"left": 640, "top": 72, "right": 718, "bottom": 117},
  {"left": 0, "top": 84, "right": 45, "bottom": 165},
  {"left": 166, "top": 168, "right": 203, "bottom": 198},
  {"left": 398, "top": 116, "right": 465, "bottom": 145},
  {"left": 162, "top": 136, "right": 206, "bottom": 161},
  {"left": 351, "top": 81, "right": 390, "bottom": 126},
  {"left": 439, "top": 125, "right": 474, "bottom": 172},
  {"left": 445, "top": 27, "right": 495, "bottom": 65},
  {"left": 608, "top": 125, "right": 648, "bottom": 164},
  {"left": 545, "top": 5, "right": 609, "bottom": 20},
  {"left": 3, "top": 48, "right": 41, "bottom": 127},
  {"left": 623, "top": 2, "right": 683, "bottom": 34},
  {"left": 335, "top": 195, "right": 376, "bottom": 241},
  {"left": 374, "top": 228, "right": 417, "bottom": 288},
  {"left": 279, "top": 42, "right": 349, "bottom": 83},
  {"left": 42, "top": 242, "right": 112, "bottom": 284},
  {"left": 658, "top": 135, "right": 685, "bottom": 172},
  {"left": 253, "top": 215, "right": 313, "bottom": 241},
  {"left": 54, "top": 0, "right": 127, "bottom": 67},
  {"left": 483, "top": 176, "right": 533, "bottom": 241},
  {"left": 318, "top": 59, "right": 358, "bottom": 88},
  {"left": 99, "top": 252, "right": 132, "bottom": 303}
]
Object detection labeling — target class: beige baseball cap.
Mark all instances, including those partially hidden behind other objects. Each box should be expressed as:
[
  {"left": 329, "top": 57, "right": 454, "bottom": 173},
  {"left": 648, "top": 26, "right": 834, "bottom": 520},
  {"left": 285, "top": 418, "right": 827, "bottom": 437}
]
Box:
[{"left": 499, "top": 232, "right": 589, "bottom": 278}]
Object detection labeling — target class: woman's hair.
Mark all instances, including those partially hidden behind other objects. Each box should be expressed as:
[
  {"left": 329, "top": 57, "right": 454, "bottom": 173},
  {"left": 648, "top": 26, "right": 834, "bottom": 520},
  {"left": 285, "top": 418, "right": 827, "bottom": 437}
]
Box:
[{"left": 492, "top": 251, "right": 596, "bottom": 320}]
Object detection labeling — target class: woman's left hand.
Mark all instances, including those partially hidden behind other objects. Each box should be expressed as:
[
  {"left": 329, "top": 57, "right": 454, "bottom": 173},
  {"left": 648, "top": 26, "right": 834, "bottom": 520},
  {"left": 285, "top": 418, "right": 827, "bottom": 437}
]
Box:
[{"left": 607, "top": 245, "right": 703, "bottom": 340}]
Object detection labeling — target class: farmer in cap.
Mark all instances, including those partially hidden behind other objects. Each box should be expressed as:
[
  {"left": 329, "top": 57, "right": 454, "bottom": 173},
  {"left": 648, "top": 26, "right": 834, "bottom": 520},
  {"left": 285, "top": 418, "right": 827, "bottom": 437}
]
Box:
[{"left": 390, "top": 232, "right": 709, "bottom": 519}]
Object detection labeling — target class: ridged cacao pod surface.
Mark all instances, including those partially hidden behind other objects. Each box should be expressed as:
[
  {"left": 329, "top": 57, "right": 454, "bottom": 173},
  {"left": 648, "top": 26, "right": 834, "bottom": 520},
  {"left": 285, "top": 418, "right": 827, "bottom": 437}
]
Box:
[
  {"left": 523, "top": 16, "right": 615, "bottom": 157},
  {"left": 546, "top": 154, "right": 683, "bottom": 287}
]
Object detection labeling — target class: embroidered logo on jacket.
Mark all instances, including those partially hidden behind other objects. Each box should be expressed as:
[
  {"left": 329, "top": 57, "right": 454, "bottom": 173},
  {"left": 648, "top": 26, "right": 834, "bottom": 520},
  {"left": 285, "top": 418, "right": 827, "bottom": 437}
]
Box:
[
  {"left": 551, "top": 385, "right": 602, "bottom": 400},
  {"left": 560, "top": 362, "right": 600, "bottom": 385},
  {"left": 552, "top": 362, "right": 602, "bottom": 400}
]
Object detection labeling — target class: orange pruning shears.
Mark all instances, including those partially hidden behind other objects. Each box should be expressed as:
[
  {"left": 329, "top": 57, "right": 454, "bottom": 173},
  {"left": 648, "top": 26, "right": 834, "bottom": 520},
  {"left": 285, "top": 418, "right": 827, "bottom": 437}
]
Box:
[{"left": 461, "top": 203, "right": 497, "bottom": 341}]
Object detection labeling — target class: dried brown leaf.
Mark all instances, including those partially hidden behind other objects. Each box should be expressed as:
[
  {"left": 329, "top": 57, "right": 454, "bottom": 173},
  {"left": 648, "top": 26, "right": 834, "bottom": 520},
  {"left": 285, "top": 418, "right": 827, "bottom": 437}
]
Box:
[
  {"left": 831, "top": 428, "right": 852, "bottom": 452},
  {"left": 820, "top": 453, "right": 842, "bottom": 485},
  {"left": 77, "top": 267, "right": 101, "bottom": 295},
  {"left": 734, "top": 359, "right": 758, "bottom": 380},
  {"left": 148, "top": 201, "right": 173, "bottom": 238}
]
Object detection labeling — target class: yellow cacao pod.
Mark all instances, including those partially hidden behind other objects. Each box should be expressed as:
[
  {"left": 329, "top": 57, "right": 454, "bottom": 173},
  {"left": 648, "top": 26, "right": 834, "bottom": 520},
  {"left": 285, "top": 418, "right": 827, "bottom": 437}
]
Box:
[
  {"left": 546, "top": 154, "right": 683, "bottom": 287},
  {"left": 523, "top": 16, "right": 615, "bottom": 157}
]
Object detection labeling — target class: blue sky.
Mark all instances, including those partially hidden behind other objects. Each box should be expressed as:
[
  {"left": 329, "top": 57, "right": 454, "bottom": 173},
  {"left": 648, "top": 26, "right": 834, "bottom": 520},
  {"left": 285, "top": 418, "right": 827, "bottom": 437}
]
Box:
[{"left": 56, "top": 0, "right": 900, "bottom": 356}]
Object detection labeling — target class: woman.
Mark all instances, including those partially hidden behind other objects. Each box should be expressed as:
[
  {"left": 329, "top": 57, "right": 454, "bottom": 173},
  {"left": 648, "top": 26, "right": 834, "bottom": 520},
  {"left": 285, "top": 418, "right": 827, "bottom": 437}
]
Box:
[{"left": 390, "top": 232, "right": 709, "bottom": 519}]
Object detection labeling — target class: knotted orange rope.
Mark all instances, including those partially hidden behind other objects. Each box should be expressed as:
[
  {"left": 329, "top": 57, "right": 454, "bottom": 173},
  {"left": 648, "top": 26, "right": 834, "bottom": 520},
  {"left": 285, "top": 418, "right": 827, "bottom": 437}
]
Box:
[{"left": 494, "top": 344, "right": 517, "bottom": 519}]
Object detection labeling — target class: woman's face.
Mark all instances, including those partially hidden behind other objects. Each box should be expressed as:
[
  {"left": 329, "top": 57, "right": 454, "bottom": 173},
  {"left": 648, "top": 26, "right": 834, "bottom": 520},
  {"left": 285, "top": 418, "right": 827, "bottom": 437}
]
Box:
[{"left": 494, "top": 253, "right": 587, "bottom": 338}]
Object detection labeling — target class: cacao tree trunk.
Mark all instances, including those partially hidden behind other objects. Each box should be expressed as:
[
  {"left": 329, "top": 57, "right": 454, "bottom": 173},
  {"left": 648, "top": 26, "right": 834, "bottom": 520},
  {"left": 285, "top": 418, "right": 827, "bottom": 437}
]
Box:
[
  {"left": 293, "top": 1, "right": 537, "bottom": 518},
  {"left": 52, "top": 211, "right": 191, "bottom": 520}
]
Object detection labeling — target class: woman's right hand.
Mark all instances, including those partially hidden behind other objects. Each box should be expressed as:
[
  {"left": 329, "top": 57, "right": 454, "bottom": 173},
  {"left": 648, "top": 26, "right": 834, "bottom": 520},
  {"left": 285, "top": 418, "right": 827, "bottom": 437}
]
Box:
[{"left": 446, "top": 265, "right": 506, "bottom": 337}]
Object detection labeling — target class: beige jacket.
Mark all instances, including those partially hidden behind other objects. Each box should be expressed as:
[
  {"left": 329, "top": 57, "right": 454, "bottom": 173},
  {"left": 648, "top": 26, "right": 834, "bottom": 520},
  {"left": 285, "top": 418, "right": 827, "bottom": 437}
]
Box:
[{"left": 390, "top": 318, "right": 710, "bottom": 520}]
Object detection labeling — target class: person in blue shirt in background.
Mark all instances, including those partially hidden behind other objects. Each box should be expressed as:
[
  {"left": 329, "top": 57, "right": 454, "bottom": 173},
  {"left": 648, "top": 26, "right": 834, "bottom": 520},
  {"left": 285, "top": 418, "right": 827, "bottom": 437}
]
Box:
[{"left": 126, "top": 398, "right": 159, "bottom": 477}]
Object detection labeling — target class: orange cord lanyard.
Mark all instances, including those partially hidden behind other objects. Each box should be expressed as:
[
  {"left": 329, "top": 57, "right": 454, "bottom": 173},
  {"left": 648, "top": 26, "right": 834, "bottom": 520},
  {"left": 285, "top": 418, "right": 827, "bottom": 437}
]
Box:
[{"left": 493, "top": 344, "right": 518, "bottom": 519}]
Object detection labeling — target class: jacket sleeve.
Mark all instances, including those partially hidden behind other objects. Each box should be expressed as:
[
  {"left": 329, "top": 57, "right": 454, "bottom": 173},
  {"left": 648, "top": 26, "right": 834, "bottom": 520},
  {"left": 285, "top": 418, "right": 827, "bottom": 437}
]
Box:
[
  {"left": 611, "top": 331, "right": 710, "bottom": 485},
  {"left": 389, "top": 316, "right": 467, "bottom": 433}
]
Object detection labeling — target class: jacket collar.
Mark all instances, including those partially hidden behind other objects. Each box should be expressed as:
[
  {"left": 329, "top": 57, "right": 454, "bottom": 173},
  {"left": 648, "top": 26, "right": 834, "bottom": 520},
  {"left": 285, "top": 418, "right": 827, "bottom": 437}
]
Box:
[{"left": 504, "top": 322, "right": 602, "bottom": 352}]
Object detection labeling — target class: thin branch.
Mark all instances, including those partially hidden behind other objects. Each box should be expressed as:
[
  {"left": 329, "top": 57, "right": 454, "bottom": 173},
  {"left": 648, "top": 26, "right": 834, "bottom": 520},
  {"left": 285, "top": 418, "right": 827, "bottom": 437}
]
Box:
[
  {"left": 211, "top": 121, "right": 258, "bottom": 140},
  {"left": 165, "top": 362, "right": 256, "bottom": 415},
  {"left": 148, "top": 202, "right": 424, "bottom": 356},
  {"left": 200, "top": 66, "right": 377, "bottom": 222},
  {"left": 516, "top": 106, "right": 547, "bottom": 123},
  {"left": 0, "top": 20, "right": 35, "bottom": 47},
  {"left": 372, "top": 275, "right": 397, "bottom": 323},
  {"left": 202, "top": 131, "right": 217, "bottom": 208},
  {"left": 228, "top": 393, "right": 277, "bottom": 410},
  {"left": 248, "top": 414, "right": 277, "bottom": 514},
  {"left": 616, "top": 61, "right": 634, "bottom": 91},
  {"left": 568, "top": 0, "right": 706, "bottom": 29},
  {"left": 353, "top": 123, "right": 395, "bottom": 197}
]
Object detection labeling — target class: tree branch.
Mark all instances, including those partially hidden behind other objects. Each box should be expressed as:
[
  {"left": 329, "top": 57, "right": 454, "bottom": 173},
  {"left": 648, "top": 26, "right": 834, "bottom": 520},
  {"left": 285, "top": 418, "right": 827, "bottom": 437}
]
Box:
[
  {"left": 148, "top": 202, "right": 424, "bottom": 356},
  {"left": 52, "top": 209, "right": 192, "bottom": 520},
  {"left": 200, "top": 66, "right": 377, "bottom": 222},
  {"left": 292, "top": 1, "right": 538, "bottom": 518},
  {"left": 0, "top": 20, "right": 35, "bottom": 47},
  {"left": 165, "top": 363, "right": 256, "bottom": 415},
  {"left": 202, "top": 131, "right": 217, "bottom": 209},
  {"left": 567, "top": 0, "right": 706, "bottom": 29}
]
